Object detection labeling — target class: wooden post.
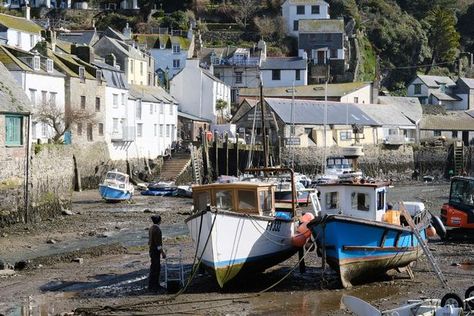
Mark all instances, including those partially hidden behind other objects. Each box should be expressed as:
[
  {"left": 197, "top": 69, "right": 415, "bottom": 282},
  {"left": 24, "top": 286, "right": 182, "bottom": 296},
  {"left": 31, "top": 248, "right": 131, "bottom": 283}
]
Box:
[
  {"left": 73, "top": 155, "right": 82, "bottom": 192},
  {"left": 202, "top": 131, "right": 209, "bottom": 183},
  {"left": 236, "top": 134, "right": 240, "bottom": 176},
  {"left": 214, "top": 130, "right": 219, "bottom": 178},
  {"left": 225, "top": 133, "right": 229, "bottom": 175}
]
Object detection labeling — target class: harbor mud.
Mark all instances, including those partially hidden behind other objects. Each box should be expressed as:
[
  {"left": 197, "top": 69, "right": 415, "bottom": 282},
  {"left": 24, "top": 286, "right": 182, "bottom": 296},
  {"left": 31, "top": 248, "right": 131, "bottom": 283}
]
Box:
[{"left": 1, "top": 182, "right": 473, "bottom": 315}]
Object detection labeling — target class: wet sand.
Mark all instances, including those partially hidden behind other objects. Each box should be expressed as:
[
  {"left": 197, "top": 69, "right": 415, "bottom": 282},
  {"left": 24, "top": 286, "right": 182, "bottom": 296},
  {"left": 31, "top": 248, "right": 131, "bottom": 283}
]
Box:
[{"left": 0, "top": 181, "right": 473, "bottom": 315}]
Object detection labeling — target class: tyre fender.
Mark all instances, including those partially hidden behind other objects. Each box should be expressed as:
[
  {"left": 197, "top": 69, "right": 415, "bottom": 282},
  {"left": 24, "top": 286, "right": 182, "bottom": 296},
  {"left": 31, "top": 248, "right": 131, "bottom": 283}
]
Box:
[
  {"left": 431, "top": 215, "right": 446, "bottom": 240},
  {"left": 465, "top": 285, "right": 474, "bottom": 309},
  {"left": 441, "top": 293, "right": 464, "bottom": 309}
]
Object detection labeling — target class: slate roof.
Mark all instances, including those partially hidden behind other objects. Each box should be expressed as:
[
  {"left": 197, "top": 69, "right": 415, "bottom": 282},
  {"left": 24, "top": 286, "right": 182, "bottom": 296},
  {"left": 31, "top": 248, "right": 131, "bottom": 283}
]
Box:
[
  {"left": 0, "top": 61, "right": 32, "bottom": 114},
  {"left": 420, "top": 111, "right": 474, "bottom": 131},
  {"left": 0, "top": 13, "right": 42, "bottom": 34},
  {"left": 98, "top": 36, "right": 146, "bottom": 61},
  {"left": 129, "top": 84, "right": 177, "bottom": 104},
  {"left": 260, "top": 57, "right": 307, "bottom": 70},
  {"left": 264, "top": 98, "right": 380, "bottom": 126},
  {"left": 239, "top": 82, "right": 371, "bottom": 99},
  {"left": 92, "top": 61, "right": 128, "bottom": 90},
  {"left": 133, "top": 34, "right": 191, "bottom": 50},
  {"left": 178, "top": 111, "right": 211, "bottom": 122},
  {"left": 353, "top": 103, "right": 416, "bottom": 127},
  {"left": 457, "top": 77, "right": 474, "bottom": 89},
  {"left": 416, "top": 75, "right": 456, "bottom": 88},
  {"left": 377, "top": 96, "right": 422, "bottom": 123},
  {"left": 299, "top": 19, "right": 344, "bottom": 33},
  {"left": 431, "top": 91, "right": 461, "bottom": 101},
  {"left": 0, "top": 45, "right": 64, "bottom": 77},
  {"left": 57, "top": 30, "right": 98, "bottom": 46}
]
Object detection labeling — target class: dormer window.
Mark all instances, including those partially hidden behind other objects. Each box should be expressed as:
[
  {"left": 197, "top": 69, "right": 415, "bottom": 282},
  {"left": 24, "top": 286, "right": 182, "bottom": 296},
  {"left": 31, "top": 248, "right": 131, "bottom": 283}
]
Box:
[
  {"left": 46, "top": 59, "right": 53, "bottom": 73},
  {"left": 79, "top": 66, "right": 85, "bottom": 83},
  {"left": 440, "top": 83, "right": 446, "bottom": 93},
  {"left": 33, "top": 56, "right": 40, "bottom": 71},
  {"left": 96, "top": 69, "right": 102, "bottom": 85},
  {"left": 172, "top": 44, "right": 181, "bottom": 54}
]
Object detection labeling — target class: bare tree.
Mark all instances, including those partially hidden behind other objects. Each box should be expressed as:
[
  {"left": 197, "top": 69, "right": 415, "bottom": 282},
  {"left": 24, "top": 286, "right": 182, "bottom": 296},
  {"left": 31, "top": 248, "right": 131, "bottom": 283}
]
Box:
[
  {"left": 234, "top": 0, "right": 258, "bottom": 28},
  {"left": 36, "top": 102, "right": 96, "bottom": 143},
  {"left": 254, "top": 15, "right": 286, "bottom": 41}
]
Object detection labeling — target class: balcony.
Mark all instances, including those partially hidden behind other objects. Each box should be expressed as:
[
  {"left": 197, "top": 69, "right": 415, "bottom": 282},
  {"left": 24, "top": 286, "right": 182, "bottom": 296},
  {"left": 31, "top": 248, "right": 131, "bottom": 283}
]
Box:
[
  {"left": 111, "top": 126, "right": 136, "bottom": 142},
  {"left": 383, "top": 135, "right": 415, "bottom": 145}
]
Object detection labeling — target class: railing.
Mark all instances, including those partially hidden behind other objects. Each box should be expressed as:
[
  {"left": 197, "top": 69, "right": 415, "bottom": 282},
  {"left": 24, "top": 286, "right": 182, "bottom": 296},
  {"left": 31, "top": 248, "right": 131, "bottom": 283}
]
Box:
[
  {"left": 111, "top": 126, "right": 136, "bottom": 142},
  {"left": 383, "top": 135, "right": 414, "bottom": 145}
]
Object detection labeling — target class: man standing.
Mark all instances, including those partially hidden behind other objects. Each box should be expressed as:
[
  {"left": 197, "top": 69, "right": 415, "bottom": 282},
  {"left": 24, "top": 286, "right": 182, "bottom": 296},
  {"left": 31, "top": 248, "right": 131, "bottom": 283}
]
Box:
[{"left": 148, "top": 215, "right": 166, "bottom": 292}]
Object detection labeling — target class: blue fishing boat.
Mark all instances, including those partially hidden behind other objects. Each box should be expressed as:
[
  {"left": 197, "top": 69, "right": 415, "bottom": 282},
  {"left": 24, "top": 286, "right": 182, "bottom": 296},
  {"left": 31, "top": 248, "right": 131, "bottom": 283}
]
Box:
[
  {"left": 99, "top": 170, "right": 134, "bottom": 202},
  {"left": 308, "top": 180, "right": 431, "bottom": 288}
]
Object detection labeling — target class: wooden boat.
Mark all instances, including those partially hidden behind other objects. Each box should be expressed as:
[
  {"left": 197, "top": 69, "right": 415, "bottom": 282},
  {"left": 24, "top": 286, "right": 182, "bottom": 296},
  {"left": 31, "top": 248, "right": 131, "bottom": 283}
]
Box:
[
  {"left": 99, "top": 170, "right": 134, "bottom": 202},
  {"left": 185, "top": 168, "right": 315, "bottom": 287},
  {"left": 308, "top": 180, "right": 431, "bottom": 288}
]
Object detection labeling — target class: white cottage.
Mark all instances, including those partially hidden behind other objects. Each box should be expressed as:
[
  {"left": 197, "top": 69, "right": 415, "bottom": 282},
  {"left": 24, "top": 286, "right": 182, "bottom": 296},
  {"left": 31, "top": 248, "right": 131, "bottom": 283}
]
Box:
[
  {"left": 281, "top": 0, "right": 330, "bottom": 37},
  {"left": 170, "top": 59, "right": 231, "bottom": 124},
  {"left": 0, "top": 12, "right": 42, "bottom": 52}
]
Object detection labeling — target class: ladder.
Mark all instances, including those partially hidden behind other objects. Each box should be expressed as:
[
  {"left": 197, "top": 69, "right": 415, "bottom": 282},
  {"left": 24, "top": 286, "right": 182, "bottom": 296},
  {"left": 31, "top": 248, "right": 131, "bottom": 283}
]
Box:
[
  {"left": 453, "top": 141, "right": 464, "bottom": 175},
  {"left": 190, "top": 145, "right": 202, "bottom": 184},
  {"left": 399, "top": 202, "right": 448, "bottom": 288},
  {"left": 164, "top": 247, "right": 185, "bottom": 293}
]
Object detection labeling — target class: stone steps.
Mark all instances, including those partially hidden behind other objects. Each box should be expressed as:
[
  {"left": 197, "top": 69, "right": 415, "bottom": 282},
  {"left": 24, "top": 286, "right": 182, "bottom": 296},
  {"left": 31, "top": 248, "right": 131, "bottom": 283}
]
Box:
[{"left": 159, "top": 154, "right": 192, "bottom": 181}]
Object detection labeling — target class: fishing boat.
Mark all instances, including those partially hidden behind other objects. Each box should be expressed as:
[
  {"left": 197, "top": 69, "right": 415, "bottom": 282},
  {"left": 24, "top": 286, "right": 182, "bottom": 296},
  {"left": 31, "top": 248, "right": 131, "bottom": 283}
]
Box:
[
  {"left": 141, "top": 181, "right": 178, "bottom": 196},
  {"left": 99, "top": 170, "right": 134, "bottom": 202},
  {"left": 185, "top": 168, "right": 316, "bottom": 287},
  {"left": 274, "top": 181, "right": 312, "bottom": 205},
  {"left": 308, "top": 180, "right": 431, "bottom": 288}
]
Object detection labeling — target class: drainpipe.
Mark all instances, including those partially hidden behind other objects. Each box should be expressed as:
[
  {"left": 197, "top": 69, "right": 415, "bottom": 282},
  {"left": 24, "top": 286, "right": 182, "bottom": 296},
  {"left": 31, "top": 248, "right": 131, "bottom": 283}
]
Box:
[
  {"left": 25, "top": 113, "right": 31, "bottom": 223},
  {"left": 415, "top": 119, "right": 421, "bottom": 145}
]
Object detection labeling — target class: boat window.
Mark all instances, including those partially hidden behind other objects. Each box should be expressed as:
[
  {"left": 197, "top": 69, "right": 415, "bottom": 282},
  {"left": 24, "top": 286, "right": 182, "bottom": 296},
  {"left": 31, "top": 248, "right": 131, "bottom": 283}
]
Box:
[
  {"left": 216, "top": 190, "right": 233, "bottom": 209},
  {"left": 325, "top": 192, "right": 339, "bottom": 209},
  {"left": 106, "top": 173, "right": 116, "bottom": 180},
  {"left": 194, "top": 191, "right": 210, "bottom": 211},
  {"left": 351, "top": 192, "right": 370, "bottom": 211},
  {"left": 116, "top": 174, "right": 126, "bottom": 182},
  {"left": 238, "top": 190, "right": 257, "bottom": 211},
  {"left": 377, "top": 190, "right": 385, "bottom": 210},
  {"left": 259, "top": 189, "right": 273, "bottom": 215}
]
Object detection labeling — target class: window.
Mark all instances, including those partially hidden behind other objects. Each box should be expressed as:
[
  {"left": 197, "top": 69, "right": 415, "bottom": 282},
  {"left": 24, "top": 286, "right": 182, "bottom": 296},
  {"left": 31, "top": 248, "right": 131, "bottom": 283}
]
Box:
[
  {"left": 414, "top": 84, "right": 421, "bottom": 95},
  {"left": 137, "top": 123, "right": 143, "bottom": 137},
  {"left": 159, "top": 124, "right": 164, "bottom": 137},
  {"left": 311, "top": 5, "right": 320, "bottom": 14},
  {"left": 113, "top": 118, "right": 119, "bottom": 132},
  {"left": 80, "top": 96, "right": 86, "bottom": 110},
  {"left": 195, "top": 191, "right": 210, "bottom": 211},
  {"left": 169, "top": 104, "right": 174, "bottom": 115},
  {"left": 325, "top": 192, "right": 339, "bottom": 210},
  {"left": 238, "top": 190, "right": 256, "bottom": 211},
  {"left": 272, "top": 69, "right": 281, "bottom": 81},
  {"left": 113, "top": 94, "right": 119, "bottom": 108},
  {"left": 5, "top": 115, "right": 22, "bottom": 146},
  {"left": 259, "top": 189, "right": 272, "bottom": 215},
  {"left": 77, "top": 123, "right": 83, "bottom": 135},
  {"left": 354, "top": 97, "right": 359, "bottom": 103},
  {"left": 46, "top": 59, "right": 53, "bottom": 73},
  {"left": 340, "top": 131, "right": 352, "bottom": 140},
  {"left": 216, "top": 190, "right": 233, "bottom": 209},
  {"left": 330, "top": 49, "right": 337, "bottom": 58},
  {"left": 121, "top": 93, "right": 126, "bottom": 105},
  {"left": 32, "top": 122, "right": 37, "bottom": 139},
  {"left": 87, "top": 123, "right": 93, "bottom": 141},
  {"left": 172, "top": 44, "right": 180, "bottom": 54},
  {"left": 235, "top": 71, "right": 243, "bottom": 84},
  {"left": 154, "top": 124, "right": 157, "bottom": 136},
  {"left": 98, "top": 123, "right": 104, "bottom": 136},
  {"left": 29, "top": 34, "right": 34, "bottom": 48},
  {"left": 16, "top": 31, "right": 21, "bottom": 47},
  {"left": 29, "top": 89, "right": 36, "bottom": 105},
  {"left": 79, "top": 67, "right": 85, "bottom": 83},
  {"left": 96, "top": 70, "right": 102, "bottom": 84},
  {"left": 49, "top": 92, "right": 57, "bottom": 106},
  {"left": 293, "top": 20, "right": 299, "bottom": 31},
  {"left": 41, "top": 91, "right": 47, "bottom": 104},
  {"left": 95, "top": 97, "right": 101, "bottom": 112},
  {"left": 173, "top": 59, "right": 180, "bottom": 68},
  {"left": 296, "top": 5, "right": 305, "bottom": 14},
  {"left": 440, "top": 83, "right": 446, "bottom": 93},
  {"left": 42, "top": 123, "right": 48, "bottom": 137},
  {"left": 295, "top": 69, "right": 300, "bottom": 81},
  {"left": 434, "top": 130, "right": 441, "bottom": 137},
  {"left": 130, "top": 59, "right": 134, "bottom": 73},
  {"left": 377, "top": 190, "right": 385, "bottom": 211},
  {"left": 150, "top": 104, "right": 154, "bottom": 114},
  {"left": 140, "top": 62, "right": 143, "bottom": 75},
  {"left": 166, "top": 124, "right": 170, "bottom": 137},
  {"left": 136, "top": 100, "right": 142, "bottom": 119},
  {"left": 351, "top": 192, "right": 370, "bottom": 211},
  {"left": 160, "top": 103, "right": 164, "bottom": 114},
  {"left": 452, "top": 131, "right": 458, "bottom": 138}
]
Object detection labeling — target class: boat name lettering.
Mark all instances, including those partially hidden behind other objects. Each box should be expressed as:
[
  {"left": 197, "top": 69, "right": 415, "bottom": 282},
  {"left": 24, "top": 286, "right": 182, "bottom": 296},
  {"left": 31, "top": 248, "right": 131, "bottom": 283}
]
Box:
[{"left": 267, "top": 220, "right": 281, "bottom": 232}]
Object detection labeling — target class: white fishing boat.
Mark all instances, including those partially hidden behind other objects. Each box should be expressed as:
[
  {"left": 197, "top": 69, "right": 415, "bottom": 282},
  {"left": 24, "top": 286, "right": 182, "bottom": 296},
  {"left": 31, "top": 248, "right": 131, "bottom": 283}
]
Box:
[
  {"left": 99, "top": 170, "right": 134, "bottom": 202},
  {"left": 185, "top": 168, "right": 317, "bottom": 287}
]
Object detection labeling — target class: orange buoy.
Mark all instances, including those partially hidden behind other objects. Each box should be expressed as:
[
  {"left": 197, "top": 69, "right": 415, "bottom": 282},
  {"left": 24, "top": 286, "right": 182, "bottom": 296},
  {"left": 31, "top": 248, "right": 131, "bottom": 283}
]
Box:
[
  {"left": 300, "top": 212, "right": 315, "bottom": 223},
  {"left": 426, "top": 225, "right": 437, "bottom": 238},
  {"left": 297, "top": 222, "right": 312, "bottom": 238}
]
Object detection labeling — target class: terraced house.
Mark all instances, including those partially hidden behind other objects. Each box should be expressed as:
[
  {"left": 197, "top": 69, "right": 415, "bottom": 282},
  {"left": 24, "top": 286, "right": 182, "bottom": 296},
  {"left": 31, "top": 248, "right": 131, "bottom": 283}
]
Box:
[{"left": 0, "top": 12, "right": 42, "bottom": 51}]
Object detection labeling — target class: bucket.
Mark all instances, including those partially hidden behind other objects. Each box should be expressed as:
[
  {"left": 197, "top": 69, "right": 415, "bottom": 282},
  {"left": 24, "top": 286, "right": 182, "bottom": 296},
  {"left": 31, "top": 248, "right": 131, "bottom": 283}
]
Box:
[{"left": 384, "top": 210, "right": 401, "bottom": 225}]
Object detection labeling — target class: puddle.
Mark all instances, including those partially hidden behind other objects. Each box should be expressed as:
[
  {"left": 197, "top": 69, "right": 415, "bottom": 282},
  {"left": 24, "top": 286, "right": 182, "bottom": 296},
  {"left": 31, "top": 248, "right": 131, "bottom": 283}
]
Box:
[
  {"left": 460, "top": 262, "right": 474, "bottom": 270},
  {"left": 250, "top": 284, "right": 400, "bottom": 315}
]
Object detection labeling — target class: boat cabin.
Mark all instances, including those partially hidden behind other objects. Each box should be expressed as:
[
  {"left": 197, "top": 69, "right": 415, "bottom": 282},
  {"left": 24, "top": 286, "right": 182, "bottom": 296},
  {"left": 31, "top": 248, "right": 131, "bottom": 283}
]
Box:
[
  {"left": 317, "top": 181, "right": 389, "bottom": 221},
  {"left": 103, "top": 171, "right": 130, "bottom": 189},
  {"left": 326, "top": 156, "right": 355, "bottom": 175},
  {"left": 192, "top": 182, "right": 277, "bottom": 216}
]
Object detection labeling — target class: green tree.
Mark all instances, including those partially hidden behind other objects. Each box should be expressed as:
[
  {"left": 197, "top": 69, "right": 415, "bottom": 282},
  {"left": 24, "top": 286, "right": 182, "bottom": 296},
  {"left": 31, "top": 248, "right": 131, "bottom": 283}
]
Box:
[
  {"left": 457, "top": 4, "right": 474, "bottom": 53},
  {"left": 161, "top": 11, "right": 189, "bottom": 30},
  {"left": 423, "top": 7, "right": 460, "bottom": 73}
]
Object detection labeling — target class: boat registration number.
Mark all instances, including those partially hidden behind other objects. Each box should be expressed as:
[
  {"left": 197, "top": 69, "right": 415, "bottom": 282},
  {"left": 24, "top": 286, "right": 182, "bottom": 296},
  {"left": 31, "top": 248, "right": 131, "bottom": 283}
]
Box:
[{"left": 267, "top": 220, "right": 281, "bottom": 232}]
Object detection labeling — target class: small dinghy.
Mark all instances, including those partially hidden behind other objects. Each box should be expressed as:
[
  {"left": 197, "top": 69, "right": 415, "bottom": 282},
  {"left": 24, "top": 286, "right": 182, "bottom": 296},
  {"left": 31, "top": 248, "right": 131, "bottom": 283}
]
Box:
[{"left": 99, "top": 170, "right": 134, "bottom": 202}]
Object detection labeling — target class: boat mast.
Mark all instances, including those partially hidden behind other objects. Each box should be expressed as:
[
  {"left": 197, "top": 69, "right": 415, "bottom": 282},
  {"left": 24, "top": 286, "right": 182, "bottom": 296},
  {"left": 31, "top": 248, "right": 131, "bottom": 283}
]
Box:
[
  {"left": 260, "top": 74, "right": 268, "bottom": 167},
  {"left": 322, "top": 78, "right": 328, "bottom": 175}
]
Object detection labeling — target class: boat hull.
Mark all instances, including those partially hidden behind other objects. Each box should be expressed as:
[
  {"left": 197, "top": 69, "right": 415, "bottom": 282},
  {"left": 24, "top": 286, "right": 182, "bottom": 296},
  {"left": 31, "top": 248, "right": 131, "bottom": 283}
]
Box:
[
  {"left": 309, "top": 215, "right": 428, "bottom": 287},
  {"left": 99, "top": 184, "right": 132, "bottom": 201},
  {"left": 185, "top": 210, "right": 298, "bottom": 287}
]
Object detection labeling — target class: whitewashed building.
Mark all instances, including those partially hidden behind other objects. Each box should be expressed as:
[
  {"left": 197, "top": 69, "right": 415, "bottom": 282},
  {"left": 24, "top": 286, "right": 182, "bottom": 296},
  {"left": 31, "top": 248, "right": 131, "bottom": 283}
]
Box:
[
  {"left": 170, "top": 59, "right": 231, "bottom": 123},
  {"left": 282, "top": 0, "right": 330, "bottom": 37},
  {"left": 0, "top": 44, "right": 65, "bottom": 143},
  {"left": 128, "top": 85, "right": 178, "bottom": 159},
  {"left": 0, "top": 12, "right": 42, "bottom": 51}
]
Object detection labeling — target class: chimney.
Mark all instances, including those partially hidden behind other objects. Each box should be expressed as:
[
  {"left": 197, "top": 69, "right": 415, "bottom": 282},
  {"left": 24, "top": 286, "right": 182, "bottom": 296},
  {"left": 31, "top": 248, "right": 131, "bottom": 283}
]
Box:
[
  {"left": 25, "top": 5, "right": 31, "bottom": 20},
  {"left": 73, "top": 45, "right": 94, "bottom": 64},
  {"left": 122, "top": 23, "right": 131, "bottom": 39},
  {"left": 41, "top": 29, "right": 56, "bottom": 51},
  {"left": 105, "top": 53, "right": 116, "bottom": 67}
]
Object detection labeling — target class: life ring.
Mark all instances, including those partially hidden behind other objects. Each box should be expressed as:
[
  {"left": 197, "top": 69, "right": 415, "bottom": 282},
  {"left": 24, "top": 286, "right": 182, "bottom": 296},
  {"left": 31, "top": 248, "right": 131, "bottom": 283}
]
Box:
[
  {"left": 465, "top": 285, "right": 474, "bottom": 309},
  {"left": 431, "top": 215, "right": 446, "bottom": 240},
  {"left": 441, "top": 293, "right": 464, "bottom": 309}
]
